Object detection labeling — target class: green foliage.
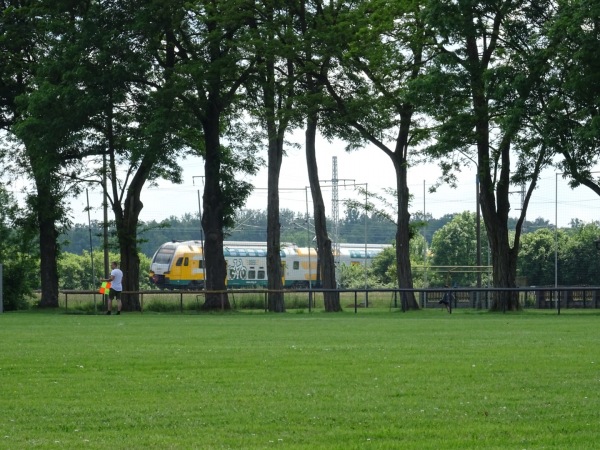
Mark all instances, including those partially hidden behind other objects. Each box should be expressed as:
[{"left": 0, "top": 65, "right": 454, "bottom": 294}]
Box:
[
  {"left": 0, "top": 187, "right": 38, "bottom": 310},
  {"left": 517, "top": 223, "right": 600, "bottom": 287},
  {"left": 561, "top": 223, "right": 600, "bottom": 285},
  {"left": 340, "top": 235, "right": 428, "bottom": 289},
  {"left": 366, "top": 246, "right": 397, "bottom": 287},
  {"left": 544, "top": 0, "right": 600, "bottom": 186},
  {"left": 518, "top": 228, "right": 563, "bottom": 286},
  {"left": 429, "top": 211, "right": 490, "bottom": 287},
  {"left": 339, "top": 263, "right": 377, "bottom": 289},
  {"left": 58, "top": 250, "right": 152, "bottom": 290}
]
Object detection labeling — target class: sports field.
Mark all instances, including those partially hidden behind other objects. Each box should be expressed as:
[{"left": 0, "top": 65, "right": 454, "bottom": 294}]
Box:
[{"left": 1, "top": 309, "right": 598, "bottom": 449}]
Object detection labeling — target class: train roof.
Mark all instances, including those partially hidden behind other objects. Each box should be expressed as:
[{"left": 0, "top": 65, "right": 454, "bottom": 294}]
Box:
[{"left": 157, "top": 240, "right": 390, "bottom": 257}]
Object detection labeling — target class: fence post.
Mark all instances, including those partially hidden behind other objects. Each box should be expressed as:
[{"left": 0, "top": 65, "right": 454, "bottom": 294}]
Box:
[{"left": 0, "top": 264, "right": 3, "bottom": 314}]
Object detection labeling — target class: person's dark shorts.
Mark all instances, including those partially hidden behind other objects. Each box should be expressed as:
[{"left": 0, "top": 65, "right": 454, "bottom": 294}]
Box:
[
  {"left": 109, "top": 288, "right": 122, "bottom": 300},
  {"left": 439, "top": 299, "right": 449, "bottom": 305}
]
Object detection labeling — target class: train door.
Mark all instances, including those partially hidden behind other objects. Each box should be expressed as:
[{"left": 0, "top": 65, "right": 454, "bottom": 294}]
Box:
[
  {"left": 170, "top": 254, "right": 190, "bottom": 287},
  {"left": 191, "top": 254, "right": 205, "bottom": 286}
]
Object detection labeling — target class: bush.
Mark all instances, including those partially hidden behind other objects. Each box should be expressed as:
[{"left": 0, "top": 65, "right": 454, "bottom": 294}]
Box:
[{"left": 2, "top": 259, "right": 37, "bottom": 311}]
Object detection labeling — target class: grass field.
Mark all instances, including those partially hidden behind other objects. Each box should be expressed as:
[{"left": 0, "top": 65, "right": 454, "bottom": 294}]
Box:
[{"left": 1, "top": 309, "right": 599, "bottom": 449}]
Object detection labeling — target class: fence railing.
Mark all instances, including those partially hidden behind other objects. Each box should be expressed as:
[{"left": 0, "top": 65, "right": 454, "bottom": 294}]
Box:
[{"left": 58, "top": 286, "right": 600, "bottom": 314}]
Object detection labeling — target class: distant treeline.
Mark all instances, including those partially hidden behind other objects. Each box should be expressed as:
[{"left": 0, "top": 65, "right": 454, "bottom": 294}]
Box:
[{"left": 61, "top": 208, "right": 553, "bottom": 258}]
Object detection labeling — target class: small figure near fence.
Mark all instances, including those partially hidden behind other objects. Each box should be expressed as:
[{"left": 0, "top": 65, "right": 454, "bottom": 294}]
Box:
[
  {"left": 439, "top": 285, "right": 454, "bottom": 314},
  {"left": 102, "top": 261, "right": 123, "bottom": 315}
]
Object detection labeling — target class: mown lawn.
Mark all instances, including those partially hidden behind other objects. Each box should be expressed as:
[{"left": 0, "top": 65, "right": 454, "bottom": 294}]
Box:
[{"left": 1, "top": 309, "right": 599, "bottom": 449}]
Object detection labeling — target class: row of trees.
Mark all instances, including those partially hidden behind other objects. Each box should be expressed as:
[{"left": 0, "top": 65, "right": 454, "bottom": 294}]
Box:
[
  {"left": 55, "top": 212, "right": 600, "bottom": 291},
  {"left": 1, "top": 1, "right": 599, "bottom": 312}
]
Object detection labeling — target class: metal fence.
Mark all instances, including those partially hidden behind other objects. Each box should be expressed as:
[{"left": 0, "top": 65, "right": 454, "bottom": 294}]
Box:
[{"left": 57, "top": 286, "right": 600, "bottom": 315}]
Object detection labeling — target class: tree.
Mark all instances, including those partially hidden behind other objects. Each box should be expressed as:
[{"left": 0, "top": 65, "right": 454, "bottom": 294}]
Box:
[
  {"left": 3, "top": 0, "right": 91, "bottom": 308},
  {"left": 136, "top": 0, "right": 260, "bottom": 310},
  {"left": 246, "top": 1, "right": 303, "bottom": 312},
  {"left": 19, "top": 1, "right": 190, "bottom": 311},
  {"left": 101, "top": 13, "right": 187, "bottom": 311},
  {"left": 295, "top": 0, "right": 341, "bottom": 311},
  {"left": 423, "top": 1, "right": 553, "bottom": 310},
  {"left": 318, "top": 0, "right": 431, "bottom": 309}
]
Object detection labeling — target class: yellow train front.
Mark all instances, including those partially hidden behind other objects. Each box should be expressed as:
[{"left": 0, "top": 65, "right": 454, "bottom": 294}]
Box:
[{"left": 149, "top": 240, "right": 206, "bottom": 290}]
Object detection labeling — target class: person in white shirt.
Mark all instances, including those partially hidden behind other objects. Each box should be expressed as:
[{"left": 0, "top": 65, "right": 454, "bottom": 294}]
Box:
[{"left": 103, "top": 261, "right": 123, "bottom": 315}]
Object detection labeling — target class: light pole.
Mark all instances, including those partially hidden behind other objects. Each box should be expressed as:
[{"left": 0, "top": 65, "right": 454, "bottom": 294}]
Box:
[{"left": 555, "top": 172, "right": 559, "bottom": 290}]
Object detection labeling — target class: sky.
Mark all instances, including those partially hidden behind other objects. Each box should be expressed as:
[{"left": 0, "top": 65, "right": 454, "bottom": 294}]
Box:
[{"left": 68, "top": 134, "right": 600, "bottom": 231}]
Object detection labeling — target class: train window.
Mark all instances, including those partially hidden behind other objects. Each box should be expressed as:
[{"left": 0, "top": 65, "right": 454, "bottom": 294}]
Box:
[
  {"left": 293, "top": 261, "right": 299, "bottom": 270},
  {"left": 155, "top": 249, "right": 175, "bottom": 264},
  {"left": 257, "top": 270, "right": 265, "bottom": 279},
  {"left": 175, "top": 257, "right": 183, "bottom": 266},
  {"left": 248, "top": 269, "right": 256, "bottom": 279},
  {"left": 184, "top": 257, "right": 189, "bottom": 266}
]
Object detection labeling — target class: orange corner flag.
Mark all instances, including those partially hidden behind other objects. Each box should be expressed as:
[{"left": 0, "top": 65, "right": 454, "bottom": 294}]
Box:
[{"left": 99, "top": 281, "right": 111, "bottom": 294}]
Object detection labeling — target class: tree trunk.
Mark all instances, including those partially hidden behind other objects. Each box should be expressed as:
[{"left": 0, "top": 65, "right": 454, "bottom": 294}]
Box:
[
  {"left": 264, "top": 51, "right": 285, "bottom": 312},
  {"left": 473, "top": 93, "right": 520, "bottom": 311},
  {"left": 463, "top": 19, "right": 522, "bottom": 311},
  {"left": 200, "top": 110, "right": 230, "bottom": 311},
  {"left": 266, "top": 144, "right": 284, "bottom": 312},
  {"left": 37, "top": 194, "right": 60, "bottom": 308},
  {"left": 106, "top": 122, "right": 153, "bottom": 312},
  {"left": 393, "top": 110, "right": 418, "bottom": 310},
  {"left": 306, "top": 113, "right": 341, "bottom": 312},
  {"left": 483, "top": 211, "right": 520, "bottom": 311},
  {"left": 32, "top": 163, "right": 60, "bottom": 308},
  {"left": 116, "top": 173, "right": 147, "bottom": 312}
]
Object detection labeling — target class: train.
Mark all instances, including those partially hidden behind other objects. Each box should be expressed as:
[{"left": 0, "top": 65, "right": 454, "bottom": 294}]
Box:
[{"left": 148, "top": 240, "right": 390, "bottom": 290}]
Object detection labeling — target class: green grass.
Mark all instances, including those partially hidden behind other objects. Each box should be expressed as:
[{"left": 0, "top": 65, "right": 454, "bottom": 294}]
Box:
[{"left": 1, "top": 310, "right": 599, "bottom": 449}]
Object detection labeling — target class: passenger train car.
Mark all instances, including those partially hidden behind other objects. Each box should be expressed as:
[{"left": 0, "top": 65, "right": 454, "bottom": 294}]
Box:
[{"left": 148, "top": 240, "right": 389, "bottom": 290}]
